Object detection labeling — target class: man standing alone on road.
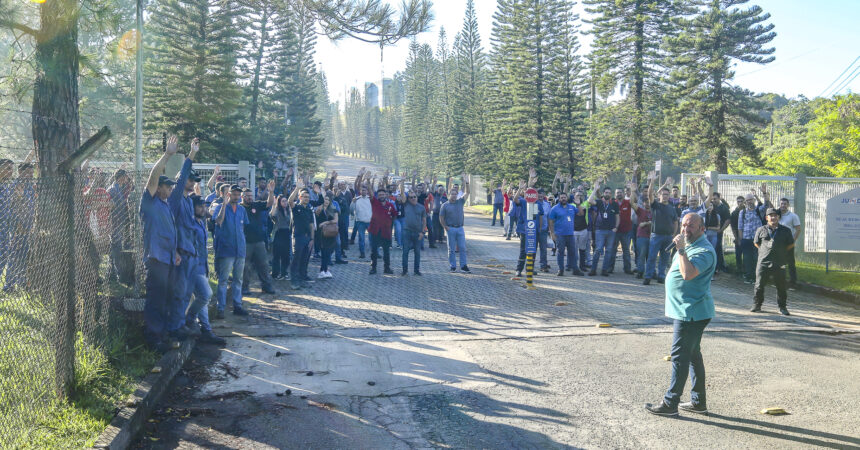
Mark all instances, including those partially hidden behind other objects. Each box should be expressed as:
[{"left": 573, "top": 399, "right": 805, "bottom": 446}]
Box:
[
  {"left": 752, "top": 208, "right": 795, "bottom": 315},
  {"left": 646, "top": 213, "right": 716, "bottom": 417},
  {"left": 440, "top": 175, "right": 471, "bottom": 273}
]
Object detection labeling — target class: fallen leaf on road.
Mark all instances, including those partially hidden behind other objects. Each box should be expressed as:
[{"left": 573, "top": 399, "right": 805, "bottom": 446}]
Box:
[
  {"left": 367, "top": 381, "right": 376, "bottom": 386},
  {"left": 308, "top": 400, "right": 337, "bottom": 411},
  {"left": 555, "top": 302, "right": 567, "bottom": 306}
]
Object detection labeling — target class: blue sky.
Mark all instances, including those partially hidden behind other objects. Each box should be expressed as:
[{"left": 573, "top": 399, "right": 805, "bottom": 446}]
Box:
[{"left": 316, "top": 0, "right": 860, "bottom": 105}]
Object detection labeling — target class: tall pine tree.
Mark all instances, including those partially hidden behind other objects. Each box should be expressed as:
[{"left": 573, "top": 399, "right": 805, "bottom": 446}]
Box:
[
  {"left": 666, "top": 0, "right": 775, "bottom": 172},
  {"left": 146, "top": 0, "right": 245, "bottom": 159}
]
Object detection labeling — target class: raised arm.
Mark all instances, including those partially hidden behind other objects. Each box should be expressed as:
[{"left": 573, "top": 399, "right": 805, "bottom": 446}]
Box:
[
  {"left": 462, "top": 173, "right": 470, "bottom": 200},
  {"left": 288, "top": 178, "right": 304, "bottom": 208},
  {"left": 214, "top": 189, "right": 228, "bottom": 226},
  {"left": 266, "top": 179, "right": 276, "bottom": 208},
  {"left": 527, "top": 167, "right": 538, "bottom": 188},
  {"left": 587, "top": 178, "right": 600, "bottom": 204},
  {"left": 146, "top": 135, "right": 178, "bottom": 196},
  {"left": 354, "top": 168, "right": 365, "bottom": 193},
  {"left": 207, "top": 165, "right": 220, "bottom": 192}
]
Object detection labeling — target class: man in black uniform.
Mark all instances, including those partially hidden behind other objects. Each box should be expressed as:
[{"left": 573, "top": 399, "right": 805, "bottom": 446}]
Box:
[{"left": 752, "top": 208, "right": 794, "bottom": 316}]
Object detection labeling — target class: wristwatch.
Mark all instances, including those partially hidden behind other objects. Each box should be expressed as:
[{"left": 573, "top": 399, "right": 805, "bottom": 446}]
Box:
[{"left": 677, "top": 248, "right": 687, "bottom": 257}]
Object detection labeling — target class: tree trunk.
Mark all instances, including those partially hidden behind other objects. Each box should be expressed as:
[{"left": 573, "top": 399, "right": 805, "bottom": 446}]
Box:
[
  {"left": 32, "top": 0, "right": 80, "bottom": 176},
  {"left": 631, "top": 5, "right": 645, "bottom": 185},
  {"left": 249, "top": 6, "right": 270, "bottom": 128}
]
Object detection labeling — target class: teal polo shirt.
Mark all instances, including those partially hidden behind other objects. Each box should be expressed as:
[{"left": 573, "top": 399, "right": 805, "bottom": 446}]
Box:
[{"left": 664, "top": 234, "right": 716, "bottom": 321}]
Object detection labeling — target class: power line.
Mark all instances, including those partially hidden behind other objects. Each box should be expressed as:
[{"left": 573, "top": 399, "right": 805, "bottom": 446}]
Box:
[
  {"left": 831, "top": 68, "right": 860, "bottom": 96},
  {"left": 817, "top": 55, "right": 860, "bottom": 98}
]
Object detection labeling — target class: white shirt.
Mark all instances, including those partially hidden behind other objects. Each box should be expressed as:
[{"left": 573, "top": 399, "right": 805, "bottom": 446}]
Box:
[
  {"left": 779, "top": 210, "right": 801, "bottom": 238},
  {"left": 353, "top": 196, "right": 372, "bottom": 222}
]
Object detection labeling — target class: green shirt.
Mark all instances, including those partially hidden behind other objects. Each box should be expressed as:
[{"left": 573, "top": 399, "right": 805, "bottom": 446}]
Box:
[{"left": 664, "top": 234, "right": 716, "bottom": 322}]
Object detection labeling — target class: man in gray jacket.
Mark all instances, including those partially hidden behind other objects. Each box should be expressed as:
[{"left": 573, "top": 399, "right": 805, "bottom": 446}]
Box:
[{"left": 399, "top": 180, "right": 427, "bottom": 276}]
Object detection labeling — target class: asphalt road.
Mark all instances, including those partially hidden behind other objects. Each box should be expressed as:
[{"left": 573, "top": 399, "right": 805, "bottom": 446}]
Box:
[{"left": 134, "top": 154, "right": 860, "bottom": 449}]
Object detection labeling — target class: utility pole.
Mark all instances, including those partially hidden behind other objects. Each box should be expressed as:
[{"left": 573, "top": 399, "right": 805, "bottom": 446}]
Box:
[{"left": 135, "top": 0, "right": 144, "bottom": 172}]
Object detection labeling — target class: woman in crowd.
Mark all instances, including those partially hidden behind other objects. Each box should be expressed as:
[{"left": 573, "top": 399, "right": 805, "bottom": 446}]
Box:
[{"left": 316, "top": 193, "right": 339, "bottom": 279}]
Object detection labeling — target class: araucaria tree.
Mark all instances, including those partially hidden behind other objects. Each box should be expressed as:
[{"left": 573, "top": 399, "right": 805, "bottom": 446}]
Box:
[{"left": 665, "top": 0, "right": 776, "bottom": 172}]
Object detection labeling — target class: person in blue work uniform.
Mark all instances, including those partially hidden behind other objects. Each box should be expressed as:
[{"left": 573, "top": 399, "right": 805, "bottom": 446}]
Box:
[
  {"left": 240, "top": 182, "right": 277, "bottom": 296},
  {"left": 536, "top": 189, "right": 552, "bottom": 272},
  {"left": 183, "top": 195, "right": 226, "bottom": 346},
  {"left": 0, "top": 159, "right": 16, "bottom": 289},
  {"left": 512, "top": 183, "right": 544, "bottom": 278},
  {"left": 211, "top": 184, "right": 250, "bottom": 318},
  {"left": 108, "top": 169, "right": 135, "bottom": 284},
  {"left": 287, "top": 179, "right": 315, "bottom": 290},
  {"left": 167, "top": 137, "right": 203, "bottom": 340},
  {"left": 139, "top": 135, "right": 180, "bottom": 353},
  {"left": 548, "top": 192, "right": 584, "bottom": 276},
  {"left": 5, "top": 162, "right": 36, "bottom": 291}
]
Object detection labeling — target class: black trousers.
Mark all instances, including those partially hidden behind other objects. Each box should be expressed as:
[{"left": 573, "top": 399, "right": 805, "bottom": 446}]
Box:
[
  {"left": 786, "top": 247, "right": 797, "bottom": 284},
  {"left": 370, "top": 232, "right": 391, "bottom": 269},
  {"left": 754, "top": 264, "right": 787, "bottom": 308}
]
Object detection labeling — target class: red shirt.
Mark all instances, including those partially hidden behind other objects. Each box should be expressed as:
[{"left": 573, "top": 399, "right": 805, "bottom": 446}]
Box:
[
  {"left": 636, "top": 206, "right": 652, "bottom": 238},
  {"left": 503, "top": 193, "right": 510, "bottom": 212},
  {"left": 368, "top": 196, "right": 397, "bottom": 240},
  {"left": 617, "top": 199, "right": 632, "bottom": 233}
]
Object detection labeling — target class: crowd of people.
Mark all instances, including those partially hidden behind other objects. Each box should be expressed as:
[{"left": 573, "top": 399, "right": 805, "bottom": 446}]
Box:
[
  {"left": 489, "top": 168, "right": 799, "bottom": 315},
  {"left": 137, "top": 137, "right": 472, "bottom": 352}
]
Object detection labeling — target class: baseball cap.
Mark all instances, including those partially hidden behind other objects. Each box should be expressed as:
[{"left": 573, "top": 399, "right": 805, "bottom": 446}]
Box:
[
  {"left": 188, "top": 170, "right": 202, "bottom": 182},
  {"left": 766, "top": 207, "right": 780, "bottom": 216},
  {"left": 158, "top": 175, "right": 176, "bottom": 186},
  {"left": 190, "top": 194, "right": 205, "bottom": 207},
  {"left": 230, "top": 184, "right": 242, "bottom": 192},
  {"left": 114, "top": 169, "right": 128, "bottom": 180}
]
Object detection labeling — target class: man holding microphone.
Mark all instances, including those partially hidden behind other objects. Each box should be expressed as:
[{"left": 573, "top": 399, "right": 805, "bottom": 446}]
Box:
[{"left": 645, "top": 213, "right": 716, "bottom": 416}]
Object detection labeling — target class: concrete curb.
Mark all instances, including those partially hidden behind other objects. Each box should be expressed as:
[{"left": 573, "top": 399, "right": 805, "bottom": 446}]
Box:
[
  {"left": 799, "top": 281, "right": 860, "bottom": 305},
  {"left": 90, "top": 338, "right": 196, "bottom": 449}
]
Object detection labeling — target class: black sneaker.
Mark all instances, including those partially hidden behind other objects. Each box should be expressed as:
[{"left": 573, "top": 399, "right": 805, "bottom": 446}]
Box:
[
  {"left": 645, "top": 401, "right": 678, "bottom": 417},
  {"left": 779, "top": 307, "right": 790, "bottom": 316},
  {"left": 233, "top": 307, "right": 249, "bottom": 316},
  {"left": 750, "top": 305, "right": 762, "bottom": 312},
  {"left": 460, "top": 266, "right": 471, "bottom": 273},
  {"left": 359, "top": 253, "right": 366, "bottom": 259},
  {"left": 450, "top": 267, "right": 457, "bottom": 272},
  {"left": 383, "top": 268, "right": 394, "bottom": 275},
  {"left": 601, "top": 270, "right": 609, "bottom": 277},
  {"left": 588, "top": 270, "right": 597, "bottom": 276},
  {"left": 657, "top": 277, "right": 665, "bottom": 284},
  {"left": 516, "top": 271, "right": 522, "bottom": 277},
  {"left": 430, "top": 244, "right": 438, "bottom": 248},
  {"left": 199, "top": 330, "right": 227, "bottom": 346},
  {"left": 557, "top": 270, "right": 564, "bottom": 276},
  {"left": 643, "top": 278, "right": 651, "bottom": 285},
  {"left": 572, "top": 270, "right": 584, "bottom": 276},
  {"left": 679, "top": 402, "right": 708, "bottom": 415},
  {"left": 369, "top": 267, "right": 377, "bottom": 275},
  {"left": 215, "top": 310, "right": 225, "bottom": 319}
]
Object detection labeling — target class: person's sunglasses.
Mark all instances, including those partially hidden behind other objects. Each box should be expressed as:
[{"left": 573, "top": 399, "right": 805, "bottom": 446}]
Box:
[{"left": 408, "top": 196, "right": 417, "bottom": 199}]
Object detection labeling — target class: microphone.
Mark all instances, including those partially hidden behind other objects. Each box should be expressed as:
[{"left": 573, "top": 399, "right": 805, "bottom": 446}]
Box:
[{"left": 665, "top": 241, "right": 676, "bottom": 253}]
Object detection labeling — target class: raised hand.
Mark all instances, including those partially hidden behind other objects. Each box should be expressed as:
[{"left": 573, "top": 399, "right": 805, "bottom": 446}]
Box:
[
  {"left": 647, "top": 170, "right": 656, "bottom": 181},
  {"left": 213, "top": 164, "right": 220, "bottom": 175},
  {"left": 165, "top": 135, "right": 178, "bottom": 155},
  {"left": 267, "top": 179, "right": 275, "bottom": 192},
  {"left": 189, "top": 137, "right": 200, "bottom": 158},
  {"left": 528, "top": 167, "right": 537, "bottom": 180},
  {"left": 760, "top": 183, "right": 768, "bottom": 194}
]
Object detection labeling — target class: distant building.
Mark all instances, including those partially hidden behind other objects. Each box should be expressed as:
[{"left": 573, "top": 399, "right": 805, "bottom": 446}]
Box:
[{"left": 364, "top": 83, "right": 379, "bottom": 108}]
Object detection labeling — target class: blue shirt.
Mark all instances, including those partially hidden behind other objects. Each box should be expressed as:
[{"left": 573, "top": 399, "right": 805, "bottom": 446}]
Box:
[
  {"left": 515, "top": 197, "right": 544, "bottom": 234},
  {"left": 192, "top": 217, "right": 208, "bottom": 276},
  {"left": 212, "top": 202, "right": 248, "bottom": 258},
  {"left": 139, "top": 191, "right": 177, "bottom": 265},
  {"left": 548, "top": 203, "right": 578, "bottom": 236},
  {"left": 168, "top": 158, "right": 197, "bottom": 256},
  {"left": 538, "top": 200, "right": 551, "bottom": 231},
  {"left": 664, "top": 234, "right": 716, "bottom": 321}
]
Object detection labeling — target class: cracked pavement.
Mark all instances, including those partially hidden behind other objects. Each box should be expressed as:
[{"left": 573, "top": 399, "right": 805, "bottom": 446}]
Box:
[{"left": 134, "top": 155, "right": 860, "bottom": 449}]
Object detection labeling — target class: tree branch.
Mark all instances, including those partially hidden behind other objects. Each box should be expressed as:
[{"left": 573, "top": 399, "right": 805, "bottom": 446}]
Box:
[{"left": 0, "top": 18, "right": 38, "bottom": 37}]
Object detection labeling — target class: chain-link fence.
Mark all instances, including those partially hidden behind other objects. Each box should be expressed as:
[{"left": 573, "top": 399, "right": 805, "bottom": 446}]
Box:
[{"left": 0, "top": 160, "right": 149, "bottom": 446}]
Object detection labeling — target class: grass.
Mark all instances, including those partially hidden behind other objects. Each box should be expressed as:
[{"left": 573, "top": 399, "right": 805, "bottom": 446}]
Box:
[
  {"left": 724, "top": 259, "right": 860, "bottom": 296},
  {"left": 0, "top": 289, "right": 158, "bottom": 449},
  {"left": 467, "top": 204, "right": 493, "bottom": 215}
]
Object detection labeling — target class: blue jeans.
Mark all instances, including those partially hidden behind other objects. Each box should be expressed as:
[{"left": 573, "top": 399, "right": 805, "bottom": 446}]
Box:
[
  {"left": 591, "top": 229, "right": 615, "bottom": 272},
  {"left": 144, "top": 258, "right": 173, "bottom": 345},
  {"left": 506, "top": 215, "right": 517, "bottom": 238},
  {"left": 394, "top": 217, "right": 404, "bottom": 247},
  {"left": 538, "top": 230, "right": 549, "bottom": 268},
  {"left": 215, "top": 256, "right": 245, "bottom": 311},
  {"left": 664, "top": 319, "right": 710, "bottom": 408},
  {"left": 185, "top": 272, "right": 213, "bottom": 332},
  {"left": 646, "top": 233, "right": 673, "bottom": 280},
  {"left": 608, "top": 231, "right": 632, "bottom": 273},
  {"left": 492, "top": 203, "right": 504, "bottom": 226},
  {"left": 354, "top": 221, "right": 369, "bottom": 254},
  {"left": 402, "top": 229, "right": 421, "bottom": 273},
  {"left": 171, "top": 253, "right": 195, "bottom": 331},
  {"left": 555, "top": 234, "right": 578, "bottom": 272},
  {"left": 446, "top": 226, "right": 467, "bottom": 268},
  {"left": 636, "top": 236, "right": 650, "bottom": 274}
]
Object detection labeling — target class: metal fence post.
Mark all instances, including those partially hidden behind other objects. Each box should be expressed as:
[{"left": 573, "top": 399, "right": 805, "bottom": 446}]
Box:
[
  {"left": 794, "top": 173, "right": 807, "bottom": 254},
  {"left": 238, "top": 160, "right": 250, "bottom": 185}
]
